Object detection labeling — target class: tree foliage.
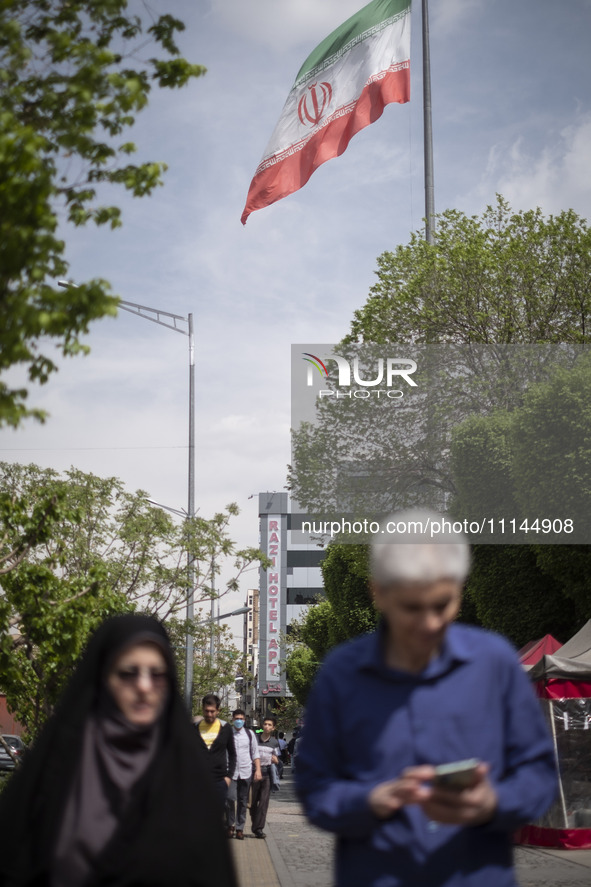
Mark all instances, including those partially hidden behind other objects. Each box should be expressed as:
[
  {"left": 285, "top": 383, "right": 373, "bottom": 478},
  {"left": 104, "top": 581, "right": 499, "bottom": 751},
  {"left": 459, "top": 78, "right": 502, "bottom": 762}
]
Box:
[
  {"left": 284, "top": 644, "right": 318, "bottom": 707},
  {"left": 464, "top": 546, "right": 578, "bottom": 649},
  {"left": 271, "top": 696, "right": 304, "bottom": 733},
  {"left": 346, "top": 197, "right": 591, "bottom": 347},
  {"left": 288, "top": 198, "right": 591, "bottom": 685},
  {"left": 0, "top": 0, "right": 205, "bottom": 426},
  {"left": 0, "top": 461, "right": 264, "bottom": 734},
  {"left": 285, "top": 543, "right": 375, "bottom": 703},
  {"left": 167, "top": 614, "right": 245, "bottom": 720},
  {"left": 451, "top": 356, "right": 591, "bottom": 638},
  {"left": 291, "top": 198, "right": 591, "bottom": 518}
]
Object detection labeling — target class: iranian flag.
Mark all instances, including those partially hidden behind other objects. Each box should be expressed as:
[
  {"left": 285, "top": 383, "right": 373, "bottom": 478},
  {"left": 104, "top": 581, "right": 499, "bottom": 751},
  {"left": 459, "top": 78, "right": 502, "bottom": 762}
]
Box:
[{"left": 241, "top": 0, "right": 411, "bottom": 225}]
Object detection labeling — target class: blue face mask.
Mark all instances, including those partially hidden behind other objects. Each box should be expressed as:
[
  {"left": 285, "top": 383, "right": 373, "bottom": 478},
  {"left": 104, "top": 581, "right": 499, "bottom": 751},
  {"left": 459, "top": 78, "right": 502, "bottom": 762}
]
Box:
[{"left": 233, "top": 719, "right": 245, "bottom": 730}]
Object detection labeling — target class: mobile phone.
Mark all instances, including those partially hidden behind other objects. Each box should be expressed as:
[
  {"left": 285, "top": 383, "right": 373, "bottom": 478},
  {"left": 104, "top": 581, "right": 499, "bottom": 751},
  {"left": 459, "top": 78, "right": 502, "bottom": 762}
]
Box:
[{"left": 432, "top": 758, "right": 481, "bottom": 791}]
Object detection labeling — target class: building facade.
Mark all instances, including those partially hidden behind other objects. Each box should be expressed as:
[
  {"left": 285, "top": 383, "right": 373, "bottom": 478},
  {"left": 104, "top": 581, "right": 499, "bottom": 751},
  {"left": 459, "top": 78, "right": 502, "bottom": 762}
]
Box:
[{"left": 241, "top": 587, "right": 259, "bottom": 722}]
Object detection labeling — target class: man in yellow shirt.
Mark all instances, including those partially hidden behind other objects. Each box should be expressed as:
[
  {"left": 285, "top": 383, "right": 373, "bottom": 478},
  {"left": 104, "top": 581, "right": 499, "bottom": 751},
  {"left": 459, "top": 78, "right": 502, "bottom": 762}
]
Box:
[{"left": 194, "top": 694, "right": 237, "bottom": 807}]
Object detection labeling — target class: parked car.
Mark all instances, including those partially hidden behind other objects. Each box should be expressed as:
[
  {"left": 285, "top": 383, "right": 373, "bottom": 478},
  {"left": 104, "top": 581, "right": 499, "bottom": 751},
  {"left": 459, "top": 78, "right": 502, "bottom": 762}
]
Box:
[{"left": 0, "top": 734, "right": 25, "bottom": 771}]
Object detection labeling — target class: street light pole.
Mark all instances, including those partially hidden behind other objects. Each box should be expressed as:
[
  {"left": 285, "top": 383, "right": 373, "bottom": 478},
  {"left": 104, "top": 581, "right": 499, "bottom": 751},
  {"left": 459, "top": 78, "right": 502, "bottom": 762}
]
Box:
[
  {"left": 209, "top": 554, "right": 215, "bottom": 670},
  {"left": 117, "top": 300, "right": 196, "bottom": 711},
  {"left": 58, "top": 282, "right": 196, "bottom": 710},
  {"left": 187, "top": 312, "right": 195, "bottom": 710}
]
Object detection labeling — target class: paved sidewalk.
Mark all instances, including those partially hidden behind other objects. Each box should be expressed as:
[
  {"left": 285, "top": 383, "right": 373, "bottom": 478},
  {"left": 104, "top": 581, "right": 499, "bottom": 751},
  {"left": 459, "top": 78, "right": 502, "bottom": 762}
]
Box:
[
  {"left": 230, "top": 832, "right": 281, "bottom": 887},
  {"left": 230, "top": 770, "right": 591, "bottom": 887}
]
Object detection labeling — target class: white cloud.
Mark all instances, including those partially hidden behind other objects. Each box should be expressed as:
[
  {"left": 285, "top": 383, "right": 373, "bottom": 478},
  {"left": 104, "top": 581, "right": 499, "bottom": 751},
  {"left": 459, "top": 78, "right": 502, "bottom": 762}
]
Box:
[
  {"left": 430, "top": 0, "right": 483, "bottom": 38},
  {"left": 210, "top": 0, "right": 364, "bottom": 52},
  {"left": 470, "top": 113, "right": 591, "bottom": 218}
]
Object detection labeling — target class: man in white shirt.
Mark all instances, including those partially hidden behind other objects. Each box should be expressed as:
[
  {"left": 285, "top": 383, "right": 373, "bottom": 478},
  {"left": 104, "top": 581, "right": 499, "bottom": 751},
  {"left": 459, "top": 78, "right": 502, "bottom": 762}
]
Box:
[{"left": 227, "top": 709, "right": 262, "bottom": 839}]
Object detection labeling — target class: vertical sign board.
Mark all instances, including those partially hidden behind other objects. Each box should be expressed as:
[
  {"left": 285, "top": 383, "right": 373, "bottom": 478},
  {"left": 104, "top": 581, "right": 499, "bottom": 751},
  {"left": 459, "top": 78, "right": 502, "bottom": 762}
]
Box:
[
  {"left": 258, "top": 492, "right": 288, "bottom": 700},
  {"left": 265, "top": 514, "right": 282, "bottom": 685}
]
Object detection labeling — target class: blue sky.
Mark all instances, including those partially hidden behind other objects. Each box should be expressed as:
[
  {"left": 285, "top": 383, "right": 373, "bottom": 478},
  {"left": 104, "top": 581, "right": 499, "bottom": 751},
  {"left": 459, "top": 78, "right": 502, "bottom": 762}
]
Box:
[{"left": 2, "top": 0, "right": 591, "bottom": 626}]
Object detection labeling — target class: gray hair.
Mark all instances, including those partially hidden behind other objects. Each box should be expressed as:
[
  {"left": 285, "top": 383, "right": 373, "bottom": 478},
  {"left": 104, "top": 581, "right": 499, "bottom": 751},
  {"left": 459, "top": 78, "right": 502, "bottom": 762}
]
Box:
[{"left": 371, "top": 509, "right": 471, "bottom": 585}]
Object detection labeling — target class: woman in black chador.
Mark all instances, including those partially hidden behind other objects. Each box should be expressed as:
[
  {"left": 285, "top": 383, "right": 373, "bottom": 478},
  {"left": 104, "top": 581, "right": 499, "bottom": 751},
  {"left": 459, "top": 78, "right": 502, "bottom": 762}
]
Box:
[{"left": 0, "top": 614, "right": 237, "bottom": 887}]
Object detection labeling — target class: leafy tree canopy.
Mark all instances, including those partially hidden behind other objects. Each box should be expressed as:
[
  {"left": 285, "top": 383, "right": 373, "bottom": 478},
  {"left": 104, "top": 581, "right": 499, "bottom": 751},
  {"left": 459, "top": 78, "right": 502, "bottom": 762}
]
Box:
[
  {"left": 288, "top": 198, "right": 591, "bottom": 688},
  {"left": 451, "top": 356, "right": 591, "bottom": 634},
  {"left": 0, "top": 461, "right": 264, "bottom": 734},
  {"left": 346, "top": 196, "right": 591, "bottom": 347},
  {"left": 291, "top": 199, "right": 591, "bottom": 520},
  {"left": 0, "top": 0, "right": 205, "bottom": 427}
]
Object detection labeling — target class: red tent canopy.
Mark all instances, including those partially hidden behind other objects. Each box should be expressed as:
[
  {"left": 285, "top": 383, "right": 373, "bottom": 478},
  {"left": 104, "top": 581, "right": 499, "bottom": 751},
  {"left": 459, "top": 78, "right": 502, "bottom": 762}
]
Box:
[
  {"left": 519, "top": 634, "right": 562, "bottom": 666},
  {"left": 515, "top": 620, "right": 591, "bottom": 850}
]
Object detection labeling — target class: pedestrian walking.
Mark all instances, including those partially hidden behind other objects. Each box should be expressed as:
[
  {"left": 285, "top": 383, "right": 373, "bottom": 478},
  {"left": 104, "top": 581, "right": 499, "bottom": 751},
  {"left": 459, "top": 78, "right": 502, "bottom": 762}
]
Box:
[
  {"left": 194, "top": 693, "right": 236, "bottom": 807},
  {"left": 0, "top": 613, "right": 236, "bottom": 887},
  {"left": 277, "top": 731, "right": 288, "bottom": 777},
  {"left": 250, "top": 716, "right": 280, "bottom": 838},
  {"left": 226, "top": 709, "right": 262, "bottom": 840}
]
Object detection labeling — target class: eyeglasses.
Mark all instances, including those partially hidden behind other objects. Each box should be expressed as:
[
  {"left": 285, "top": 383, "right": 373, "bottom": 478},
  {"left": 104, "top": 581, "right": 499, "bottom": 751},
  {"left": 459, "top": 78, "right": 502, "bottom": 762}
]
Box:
[{"left": 114, "top": 667, "right": 169, "bottom": 686}]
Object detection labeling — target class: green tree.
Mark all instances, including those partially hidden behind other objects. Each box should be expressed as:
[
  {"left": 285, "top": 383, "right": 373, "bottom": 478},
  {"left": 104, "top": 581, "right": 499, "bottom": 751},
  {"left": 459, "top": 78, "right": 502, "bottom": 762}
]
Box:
[
  {"left": 450, "top": 356, "right": 591, "bottom": 638},
  {"left": 464, "top": 546, "right": 577, "bottom": 649},
  {"left": 346, "top": 197, "right": 591, "bottom": 347},
  {"left": 272, "top": 697, "right": 304, "bottom": 733},
  {"left": 291, "top": 198, "right": 591, "bottom": 517},
  {"left": 0, "top": 0, "right": 205, "bottom": 427},
  {"left": 167, "top": 614, "right": 246, "bottom": 719},
  {"left": 285, "top": 644, "right": 318, "bottom": 707},
  {"left": 289, "top": 198, "right": 591, "bottom": 669},
  {"left": 0, "top": 461, "right": 264, "bottom": 735},
  {"left": 285, "top": 543, "right": 375, "bottom": 703}
]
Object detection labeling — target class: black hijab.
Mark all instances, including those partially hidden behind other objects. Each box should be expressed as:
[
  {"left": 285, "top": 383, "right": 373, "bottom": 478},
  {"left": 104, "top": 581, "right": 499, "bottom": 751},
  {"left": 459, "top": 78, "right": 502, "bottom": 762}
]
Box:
[{"left": 0, "top": 614, "right": 237, "bottom": 887}]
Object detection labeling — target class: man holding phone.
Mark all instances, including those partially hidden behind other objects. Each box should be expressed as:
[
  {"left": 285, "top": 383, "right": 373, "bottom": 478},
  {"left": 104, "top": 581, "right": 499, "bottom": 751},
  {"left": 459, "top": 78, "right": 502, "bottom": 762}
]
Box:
[{"left": 295, "top": 510, "right": 557, "bottom": 887}]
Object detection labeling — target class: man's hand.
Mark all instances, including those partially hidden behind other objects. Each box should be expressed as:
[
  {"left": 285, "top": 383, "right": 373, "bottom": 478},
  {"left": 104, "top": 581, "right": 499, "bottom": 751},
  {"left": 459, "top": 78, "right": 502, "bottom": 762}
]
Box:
[
  {"left": 368, "top": 766, "right": 434, "bottom": 819},
  {"left": 253, "top": 765, "right": 263, "bottom": 782},
  {"left": 224, "top": 776, "right": 231, "bottom": 787},
  {"left": 368, "top": 763, "right": 497, "bottom": 826},
  {"left": 420, "top": 763, "right": 497, "bottom": 826},
  {"left": 271, "top": 754, "right": 279, "bottom": 765}
]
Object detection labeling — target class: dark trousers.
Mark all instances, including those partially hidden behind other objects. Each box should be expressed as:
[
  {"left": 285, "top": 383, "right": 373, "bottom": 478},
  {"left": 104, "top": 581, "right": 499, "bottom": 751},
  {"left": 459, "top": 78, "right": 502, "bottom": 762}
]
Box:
[
  {"left": 227, "top": 777, "right": 251, "bottom": 831},
  {"left": 250, "top": 769, "right": 271, "bottom": 832},
  {"left": 215, "top": 777, "right": 228, "bottom": 811}
]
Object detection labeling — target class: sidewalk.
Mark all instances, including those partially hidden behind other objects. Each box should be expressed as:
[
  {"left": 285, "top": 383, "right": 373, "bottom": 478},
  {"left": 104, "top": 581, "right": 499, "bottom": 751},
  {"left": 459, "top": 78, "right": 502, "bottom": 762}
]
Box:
[{"left": 232, "top": 770, "right": 591, "bottom": 887}]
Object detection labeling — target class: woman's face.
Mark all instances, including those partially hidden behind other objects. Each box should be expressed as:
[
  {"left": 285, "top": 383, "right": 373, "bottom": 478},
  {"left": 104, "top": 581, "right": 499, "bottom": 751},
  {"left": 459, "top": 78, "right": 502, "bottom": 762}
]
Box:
[{"left": 106, "top": 641, "right": 169, "bottom": 726}]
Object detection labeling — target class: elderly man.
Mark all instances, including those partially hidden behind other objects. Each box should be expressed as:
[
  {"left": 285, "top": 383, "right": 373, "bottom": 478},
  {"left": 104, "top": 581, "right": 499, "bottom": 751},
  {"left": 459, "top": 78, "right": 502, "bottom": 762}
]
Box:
[{"left": 295, "top": 510, "right": 557, "bottom": 887}]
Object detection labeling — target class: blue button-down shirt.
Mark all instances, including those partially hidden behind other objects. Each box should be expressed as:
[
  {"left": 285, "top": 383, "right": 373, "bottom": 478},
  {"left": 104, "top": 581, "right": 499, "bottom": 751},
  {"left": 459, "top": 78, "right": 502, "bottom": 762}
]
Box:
[{"left": 295, "top": 622, "right": 557, "bottom": 887}]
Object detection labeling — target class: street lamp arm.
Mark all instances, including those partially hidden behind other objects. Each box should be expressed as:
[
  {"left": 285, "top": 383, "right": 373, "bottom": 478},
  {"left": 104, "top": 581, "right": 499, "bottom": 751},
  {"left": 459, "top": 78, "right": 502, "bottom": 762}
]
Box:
[
  {"left": 58, "top": 281, "right": 189, "bottom": 335},
  {"left": 145, "top": 498, "right": 188, "bottom": 518},
  {"left": 118, "top": 300, "right": 189, "bottom": 336},
  {"left": 193, "top": 606, "right": 251, "bottom": 627}
]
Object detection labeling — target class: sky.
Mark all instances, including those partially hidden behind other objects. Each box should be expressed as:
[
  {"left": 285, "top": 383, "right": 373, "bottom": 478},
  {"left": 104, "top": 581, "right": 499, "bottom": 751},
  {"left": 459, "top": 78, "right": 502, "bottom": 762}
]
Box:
[{"left": 2, "top": 0, "right": 591, "bottom": 640}]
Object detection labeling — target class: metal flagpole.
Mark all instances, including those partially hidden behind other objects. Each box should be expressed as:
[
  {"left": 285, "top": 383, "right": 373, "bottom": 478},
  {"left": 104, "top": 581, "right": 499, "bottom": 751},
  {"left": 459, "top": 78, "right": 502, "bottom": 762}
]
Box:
[{"left": 422, "top": 0, "right": 435, "bottom": 243}]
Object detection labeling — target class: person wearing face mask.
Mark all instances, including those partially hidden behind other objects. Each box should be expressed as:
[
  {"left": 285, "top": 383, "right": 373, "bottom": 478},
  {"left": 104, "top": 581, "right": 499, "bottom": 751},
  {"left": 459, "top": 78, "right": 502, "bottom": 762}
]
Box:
[
  {"left": 226, "top": 709, "right": 262, "bottom": 840},
  {"left": 0, "top": 613, "right": 237, "bottom": 887}
]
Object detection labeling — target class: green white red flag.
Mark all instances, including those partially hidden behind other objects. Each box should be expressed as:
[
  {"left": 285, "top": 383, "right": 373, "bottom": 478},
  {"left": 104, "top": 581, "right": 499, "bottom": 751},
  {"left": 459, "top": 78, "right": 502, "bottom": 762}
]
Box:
[{"left": 241, "top": 0, "right": 411, "bottom": 225}]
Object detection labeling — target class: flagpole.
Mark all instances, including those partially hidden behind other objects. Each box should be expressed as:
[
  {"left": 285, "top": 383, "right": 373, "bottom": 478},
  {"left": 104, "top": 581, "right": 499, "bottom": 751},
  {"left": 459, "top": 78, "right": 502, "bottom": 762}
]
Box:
[{"left": 422, "top": 0, "right": 435, "bottom": 243}]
